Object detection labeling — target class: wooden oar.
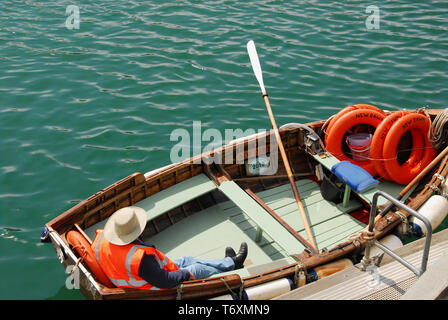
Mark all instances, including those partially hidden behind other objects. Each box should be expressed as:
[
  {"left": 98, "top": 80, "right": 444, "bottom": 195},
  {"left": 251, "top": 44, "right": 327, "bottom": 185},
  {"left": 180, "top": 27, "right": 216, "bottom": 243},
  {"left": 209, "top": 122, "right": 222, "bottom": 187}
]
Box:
[{"left": 247, "top": 40, "right": 318, "bottom": 250}]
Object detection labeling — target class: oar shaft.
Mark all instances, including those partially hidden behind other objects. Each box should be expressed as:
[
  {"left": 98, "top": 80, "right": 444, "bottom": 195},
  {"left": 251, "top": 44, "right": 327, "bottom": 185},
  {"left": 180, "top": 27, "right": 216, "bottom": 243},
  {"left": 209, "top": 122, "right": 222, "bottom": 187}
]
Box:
[{"left": 263, "top": 93, "right": 318, "bottom": 250}]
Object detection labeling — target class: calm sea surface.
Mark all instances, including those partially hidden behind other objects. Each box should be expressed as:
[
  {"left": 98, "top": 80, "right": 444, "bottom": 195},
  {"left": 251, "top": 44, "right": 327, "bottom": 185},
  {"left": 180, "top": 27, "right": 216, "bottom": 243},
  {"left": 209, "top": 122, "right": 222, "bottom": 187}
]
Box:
[{"left": 1, "top": 1, "right": 447, "bottom": 299}]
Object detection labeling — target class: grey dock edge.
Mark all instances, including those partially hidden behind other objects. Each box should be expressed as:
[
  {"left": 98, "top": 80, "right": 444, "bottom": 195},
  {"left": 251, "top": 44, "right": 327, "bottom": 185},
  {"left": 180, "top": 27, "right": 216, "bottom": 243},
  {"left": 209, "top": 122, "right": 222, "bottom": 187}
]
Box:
[{"left": 274, "top": 228, "right": 448, "bottom": 300}]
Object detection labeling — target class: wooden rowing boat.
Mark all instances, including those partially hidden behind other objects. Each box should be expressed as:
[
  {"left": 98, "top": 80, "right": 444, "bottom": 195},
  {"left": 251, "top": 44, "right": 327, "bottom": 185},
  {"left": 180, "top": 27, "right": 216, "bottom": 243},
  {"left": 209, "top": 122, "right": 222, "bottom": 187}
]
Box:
[{"left": 41, "top": 108, "right": 448, "bottom": 300}]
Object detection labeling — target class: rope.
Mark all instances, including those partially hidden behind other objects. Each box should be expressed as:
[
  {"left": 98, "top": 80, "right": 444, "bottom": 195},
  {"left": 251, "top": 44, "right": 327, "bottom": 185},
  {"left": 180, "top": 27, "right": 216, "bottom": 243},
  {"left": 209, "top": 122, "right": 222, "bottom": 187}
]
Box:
[
  {"left": 425, "top": 183, "right": 441, "bottom": 194},
  {"left": 70, "top": 257, "right": 82, "bottom": 277},
  {"left": 417, "top": 106, "right": 431, "bottom": 119},
  {"left": 346, "top": 230, "right": 371, "bottom": 253},
  {"left": 347, "top": 230, "right": 375, "bottom": 242},
  {"left": 239, "top": 279, "right": 245, "bottom": 300},
  {"left": 434, "top": 173, "right": 445, "bottom": 183},
  {"left": 68, "top": 245, "right": 87, "bottom": 277},
  {"left": 293, "top": 262, "right": 307, "bottom": 287},
  {"left": 363, "top": 231, "right": 375, "bottom": 241},
  {"left": 321, "top": 115, "right": 335, "bottom": 137},
  {"left": 395, "top": 210, "right": 408, "bottom": 224},
  {"left": 328, "top": 145, "right": 437, "bottom": 162},
  {"left": 176, "top": 284, "right": 183, "bottom": 300},
  {"left": 395, "top": 210, "right": 410, "bottom": 234},
  {"left": 293, "top": 263, "right": 301, "bottom": 284},
  {"left": 220, "top": 278, "right": 238, "bottom": 299},
  {"left": 429, "top": 108, "right": 448, "bottom": 149}
]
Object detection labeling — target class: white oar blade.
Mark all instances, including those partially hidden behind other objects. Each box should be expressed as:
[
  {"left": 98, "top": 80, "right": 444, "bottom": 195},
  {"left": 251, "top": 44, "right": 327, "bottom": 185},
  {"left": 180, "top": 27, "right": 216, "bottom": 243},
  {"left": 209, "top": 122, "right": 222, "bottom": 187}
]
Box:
[{"left": 247, "top": 40, "right": 266, "bottom": 94}]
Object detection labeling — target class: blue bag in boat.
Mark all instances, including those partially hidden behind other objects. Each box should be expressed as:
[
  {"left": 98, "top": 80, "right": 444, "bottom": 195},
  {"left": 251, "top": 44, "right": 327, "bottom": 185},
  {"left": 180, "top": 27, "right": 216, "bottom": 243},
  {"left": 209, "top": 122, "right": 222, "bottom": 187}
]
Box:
[{"left": 331, "top": 161, "right": 379, "bottom": 193}]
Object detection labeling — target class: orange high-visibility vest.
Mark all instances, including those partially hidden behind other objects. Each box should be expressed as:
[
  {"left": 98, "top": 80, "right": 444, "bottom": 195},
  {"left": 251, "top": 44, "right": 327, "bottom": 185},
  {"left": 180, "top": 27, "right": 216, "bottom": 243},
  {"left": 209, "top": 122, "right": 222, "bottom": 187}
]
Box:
[{"left": 92, "top": 230, "right": 179, "bottom": 290}]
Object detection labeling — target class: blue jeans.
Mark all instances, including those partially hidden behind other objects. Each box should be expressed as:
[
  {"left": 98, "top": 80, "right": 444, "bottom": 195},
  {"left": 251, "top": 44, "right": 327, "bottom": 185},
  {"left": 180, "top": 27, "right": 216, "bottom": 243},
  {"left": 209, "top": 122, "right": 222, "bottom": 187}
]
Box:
[{"left": 173, "top": 256, "right": 235, "bottom": 279}]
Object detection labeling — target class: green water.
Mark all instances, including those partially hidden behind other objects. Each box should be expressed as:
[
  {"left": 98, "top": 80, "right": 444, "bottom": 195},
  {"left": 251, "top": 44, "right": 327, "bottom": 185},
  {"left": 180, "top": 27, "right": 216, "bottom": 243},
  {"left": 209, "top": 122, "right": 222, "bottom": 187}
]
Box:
[{"left": 0, "top": 1, "right": 447, "bottom": 299}]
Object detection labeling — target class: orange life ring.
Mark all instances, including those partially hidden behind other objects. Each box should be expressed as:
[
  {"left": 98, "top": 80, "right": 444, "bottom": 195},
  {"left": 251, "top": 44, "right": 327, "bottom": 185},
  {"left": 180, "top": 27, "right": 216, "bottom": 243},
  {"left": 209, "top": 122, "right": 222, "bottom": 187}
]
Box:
[
  {"left": 382, "top": 113, "right": 437, "bottom": 184},
  {"left": 326, "top": 108, "right": 385, "bottom": 176},
  {"left": 325, "top": 104, "right": 385, "bottom": 146},
  {"left": 66, "top": 230, "right": 114, "bottom": 288},
  {"left": 370, "top": 111, "right": 424, "bottom": 181}
]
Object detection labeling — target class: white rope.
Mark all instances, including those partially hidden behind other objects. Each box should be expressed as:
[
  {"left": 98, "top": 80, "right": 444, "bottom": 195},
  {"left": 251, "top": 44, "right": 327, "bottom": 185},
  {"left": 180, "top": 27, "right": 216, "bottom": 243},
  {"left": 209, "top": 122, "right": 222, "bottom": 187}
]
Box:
[
  {"left": 220, "top": 278, "right": 237, "bottom": 298},
  {"left": 347, "top": 230, "right": 375, "bottom": 242},
  {"left": 395, "top": 210, "right": 410, "bottom": 234},
  {"left": 70, "top": 257, "right": 82, "bottom": 277},
  {"left": 429, "top": 108, "right": 448, "bottom": 149},
  {"left": 329, "top": 145, "right": 437, "bottom": 162}
]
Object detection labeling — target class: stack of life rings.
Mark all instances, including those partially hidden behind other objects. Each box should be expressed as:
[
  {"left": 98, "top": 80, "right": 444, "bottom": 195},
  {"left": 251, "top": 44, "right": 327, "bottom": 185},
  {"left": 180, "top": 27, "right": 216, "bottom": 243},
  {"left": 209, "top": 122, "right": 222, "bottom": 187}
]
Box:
[{"left": 324, "top": 104, "right": 437, "bottom": 185}]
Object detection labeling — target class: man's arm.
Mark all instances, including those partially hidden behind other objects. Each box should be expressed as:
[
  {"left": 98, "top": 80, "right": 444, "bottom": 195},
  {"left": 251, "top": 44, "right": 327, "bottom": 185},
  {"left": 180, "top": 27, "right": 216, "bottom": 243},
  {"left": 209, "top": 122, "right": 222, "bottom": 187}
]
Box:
[{"left": 138, "top": 254, "right": 191, "bottom": 288}]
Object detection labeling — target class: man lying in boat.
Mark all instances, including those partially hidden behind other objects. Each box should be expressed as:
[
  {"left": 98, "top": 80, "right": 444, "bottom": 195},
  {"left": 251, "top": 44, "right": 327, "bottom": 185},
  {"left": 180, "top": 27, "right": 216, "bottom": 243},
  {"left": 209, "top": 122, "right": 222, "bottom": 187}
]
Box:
[{"left": 92, "top": 206, "right": 248, "bottom": 289}]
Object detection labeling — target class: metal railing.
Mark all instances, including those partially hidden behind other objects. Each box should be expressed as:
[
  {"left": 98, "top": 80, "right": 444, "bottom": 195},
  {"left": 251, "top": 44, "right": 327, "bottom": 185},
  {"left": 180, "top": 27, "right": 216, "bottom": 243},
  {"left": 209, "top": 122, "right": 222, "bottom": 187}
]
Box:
[{"left": 361, "top": 191, "right": 433, "bottom": 277}]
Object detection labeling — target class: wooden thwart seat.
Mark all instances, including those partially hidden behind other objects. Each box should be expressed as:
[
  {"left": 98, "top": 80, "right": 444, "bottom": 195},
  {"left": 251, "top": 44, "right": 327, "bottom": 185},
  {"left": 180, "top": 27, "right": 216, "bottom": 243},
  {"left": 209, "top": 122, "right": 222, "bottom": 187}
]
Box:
[
  {"left": 137, "top": 173, "right": 217, "bottom": 221},
  {"left": 84, "top": 173, "right": 217, "bottom": 240},
  {"left": 312, "top": 152, "right": 412, "bottom": 206}
]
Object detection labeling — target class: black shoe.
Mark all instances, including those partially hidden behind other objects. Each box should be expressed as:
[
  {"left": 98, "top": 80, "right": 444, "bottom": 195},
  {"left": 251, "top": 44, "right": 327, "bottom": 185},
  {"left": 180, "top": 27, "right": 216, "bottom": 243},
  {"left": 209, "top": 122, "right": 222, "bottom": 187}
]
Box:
[
  {"left": 225, "top": 247, "right": 236, "bottom": 258},
  {"left": 231, "top": 242, "right": 248, "bottom": 269}
]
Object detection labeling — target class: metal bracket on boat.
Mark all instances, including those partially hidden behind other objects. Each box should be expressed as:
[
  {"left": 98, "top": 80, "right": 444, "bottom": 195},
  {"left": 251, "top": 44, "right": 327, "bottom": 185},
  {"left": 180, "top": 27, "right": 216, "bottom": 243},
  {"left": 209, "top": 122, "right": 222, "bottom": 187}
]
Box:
[
  {"left": 279, "top": 123, "right": 325, "bottom": 154},
  {"left": 360, "top": 191, "right": 433, "bottom": 277},
  {"left": 202, "top": 158, "right": 235, "bottom": 187},
  {"left": 40, "top": 226, "right": 51, "bottom": 243},
  {"left": 395, "top": 210, "right": 411, "bottom": 235},
  {"left": 202, "top": 162, "right": 221, "bottom": 186}
]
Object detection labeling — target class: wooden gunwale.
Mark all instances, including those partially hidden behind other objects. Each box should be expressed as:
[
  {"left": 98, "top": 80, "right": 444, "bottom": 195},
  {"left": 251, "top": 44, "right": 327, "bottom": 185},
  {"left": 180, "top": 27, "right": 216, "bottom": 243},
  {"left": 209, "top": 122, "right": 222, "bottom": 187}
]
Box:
[
  {"left": 97, "top": 274, "right": 244, "bottom": 300},
  {"left": 46, "top": 125, "right": 307, "bottom": 234}
]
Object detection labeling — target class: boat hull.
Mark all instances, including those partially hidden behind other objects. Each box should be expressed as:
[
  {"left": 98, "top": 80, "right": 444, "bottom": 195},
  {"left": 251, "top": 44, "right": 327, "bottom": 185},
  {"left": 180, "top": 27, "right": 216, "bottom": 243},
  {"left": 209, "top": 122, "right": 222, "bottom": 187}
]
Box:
[{"left": 44, "top": 109, "right": 446, "bottom": 300}]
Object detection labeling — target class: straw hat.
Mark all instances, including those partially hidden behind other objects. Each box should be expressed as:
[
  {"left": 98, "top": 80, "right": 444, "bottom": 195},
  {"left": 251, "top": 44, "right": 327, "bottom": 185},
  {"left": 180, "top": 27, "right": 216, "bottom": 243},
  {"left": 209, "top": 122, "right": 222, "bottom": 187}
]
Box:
[{"left": 103, "top": 206, "right": 147, "bottom": 245}]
